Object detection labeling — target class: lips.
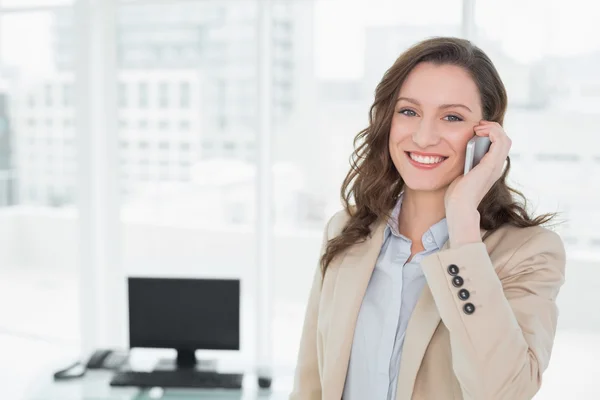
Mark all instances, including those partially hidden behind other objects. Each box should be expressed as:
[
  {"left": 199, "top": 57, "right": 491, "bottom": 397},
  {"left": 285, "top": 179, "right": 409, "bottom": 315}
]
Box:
[{"left": 405, "top": 151, "right": 447, "bottom": 169}]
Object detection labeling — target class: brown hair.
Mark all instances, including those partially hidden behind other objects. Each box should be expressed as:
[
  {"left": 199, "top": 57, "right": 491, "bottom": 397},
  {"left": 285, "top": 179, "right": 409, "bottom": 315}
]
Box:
[{"left": 320, "top": 36, "right": 555, "bottom": 275}]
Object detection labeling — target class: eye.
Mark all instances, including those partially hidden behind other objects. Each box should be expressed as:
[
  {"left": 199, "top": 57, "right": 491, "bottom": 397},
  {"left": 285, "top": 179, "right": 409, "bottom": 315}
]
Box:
[
  {"left": 399, "top": 109, "right": 417, "bottom": 117},
  {"left": 443, "top": 114, "right": 463, "bottom": 122}
]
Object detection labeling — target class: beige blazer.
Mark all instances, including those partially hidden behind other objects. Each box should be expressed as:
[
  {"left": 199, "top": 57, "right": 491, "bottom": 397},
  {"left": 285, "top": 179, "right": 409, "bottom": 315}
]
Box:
[{"left": 290, "top": 210, "right": 566, "bottom": 400}]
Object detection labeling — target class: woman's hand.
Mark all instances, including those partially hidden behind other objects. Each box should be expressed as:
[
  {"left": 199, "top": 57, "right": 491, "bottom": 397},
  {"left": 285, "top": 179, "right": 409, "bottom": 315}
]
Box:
[{"left": 444, "top": 120, "right": 512, "bottom": 247}]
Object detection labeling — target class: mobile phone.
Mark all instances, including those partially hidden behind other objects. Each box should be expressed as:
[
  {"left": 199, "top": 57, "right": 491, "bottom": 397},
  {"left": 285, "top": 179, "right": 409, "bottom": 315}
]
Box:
[{"left": 464, "top": 136, "right": 491, "bottom": 174}]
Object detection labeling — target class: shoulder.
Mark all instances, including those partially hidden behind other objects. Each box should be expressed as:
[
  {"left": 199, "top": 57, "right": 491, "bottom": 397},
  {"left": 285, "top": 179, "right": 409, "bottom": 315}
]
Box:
[
  {"left": 487, "top": 224, "right": 564, "bottom": 254},
  {"left": 325, "top": 208, "right": 353, "bottom": 240},
  {"left": 486, "top": 224, "right": 566, "bottom": 275}
]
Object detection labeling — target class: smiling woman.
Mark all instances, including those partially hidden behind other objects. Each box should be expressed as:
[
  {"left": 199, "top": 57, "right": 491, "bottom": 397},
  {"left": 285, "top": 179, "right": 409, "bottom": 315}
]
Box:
[
  {"left": 322, "top": 38, "right": 555, "bottom": 269},
  {"left": 291, "top": 37, "right": 565, "bottom": 400}
]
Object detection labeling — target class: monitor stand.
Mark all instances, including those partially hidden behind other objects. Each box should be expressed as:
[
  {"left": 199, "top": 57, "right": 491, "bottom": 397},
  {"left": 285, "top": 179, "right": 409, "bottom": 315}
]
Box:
[{"left": 154, "top": 349, "right": 217, "bottom": 372}]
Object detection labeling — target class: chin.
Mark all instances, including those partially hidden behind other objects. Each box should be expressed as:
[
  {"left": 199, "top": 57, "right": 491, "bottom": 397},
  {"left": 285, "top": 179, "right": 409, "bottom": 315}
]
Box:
[{"left": 401, "top": 176, "right": 447, "bottom": 192}]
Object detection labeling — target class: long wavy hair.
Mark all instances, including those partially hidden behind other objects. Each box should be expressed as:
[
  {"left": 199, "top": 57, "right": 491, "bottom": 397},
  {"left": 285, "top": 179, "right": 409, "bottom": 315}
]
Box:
[{"left": 320, "top": 36, "right": 555, "bottom": 275}]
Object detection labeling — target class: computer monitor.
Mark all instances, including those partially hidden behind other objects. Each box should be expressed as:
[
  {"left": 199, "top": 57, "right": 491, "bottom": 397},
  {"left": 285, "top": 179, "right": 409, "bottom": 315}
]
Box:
[{"left": 128, "top": 277, "right": 240, "bottom": 369}]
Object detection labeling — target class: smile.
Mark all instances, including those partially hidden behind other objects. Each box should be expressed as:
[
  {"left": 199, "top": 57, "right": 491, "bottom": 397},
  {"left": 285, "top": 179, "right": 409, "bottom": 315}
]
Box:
[{"left": 406, "top": 152, "right": 447, "bottom": 169}]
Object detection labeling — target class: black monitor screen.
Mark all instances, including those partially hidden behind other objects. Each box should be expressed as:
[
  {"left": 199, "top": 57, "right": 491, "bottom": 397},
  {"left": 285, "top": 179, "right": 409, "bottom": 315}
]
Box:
[{"left": 128, "top": 277, "right": 240, "bottom": 351}]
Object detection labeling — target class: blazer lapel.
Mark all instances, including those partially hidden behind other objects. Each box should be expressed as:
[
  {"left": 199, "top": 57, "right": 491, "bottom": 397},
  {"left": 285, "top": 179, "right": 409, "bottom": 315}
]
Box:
[
  {"left": 322, "top": 219, "right": 387, "bottom": 400},
  {"left": 395, "top": 228, "right": 487, "bottom": 400}
]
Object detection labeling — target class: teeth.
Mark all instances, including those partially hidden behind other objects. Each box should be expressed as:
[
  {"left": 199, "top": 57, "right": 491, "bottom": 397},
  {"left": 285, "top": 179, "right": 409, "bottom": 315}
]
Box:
[{"left": 409, "top": 153, "right": 445, "bottom": 164}]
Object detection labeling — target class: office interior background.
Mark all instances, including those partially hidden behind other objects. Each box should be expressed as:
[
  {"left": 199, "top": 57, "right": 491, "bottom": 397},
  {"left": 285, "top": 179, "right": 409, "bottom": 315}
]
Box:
[{"left": 1, "top": 0, "right": 599, "bottom": 398}]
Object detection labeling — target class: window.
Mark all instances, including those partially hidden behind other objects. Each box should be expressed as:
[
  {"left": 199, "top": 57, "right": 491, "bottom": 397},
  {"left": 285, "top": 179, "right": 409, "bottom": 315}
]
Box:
[
  {"left": 158, "top": 82, "right": 168, "bottom": 108},
  {"left": 44, "top": 84, "right": 53, "bottom": 107},
  {"left": 179, "top": 120, "right": 190, "bottom": 131},
  {"left": 180, "top": 82, "right": 190, "bottom": 108},
  {"left": 217, "top": 115, "right": 227, "bottom": 130},
  {"left": 62, "top": 83, "right": 72, "bottom": 107},
  {"left": 138, "top": 82, "right": 149, "bottom": 108},
  {"left": 118, "top": 82, "right": 127, "bottom": 108},
  {"left": 159, "top": 141, "right": 169, "bottom": 150},
  {"left": 158, "top": 120, "right": 169, "bottom": 131}
]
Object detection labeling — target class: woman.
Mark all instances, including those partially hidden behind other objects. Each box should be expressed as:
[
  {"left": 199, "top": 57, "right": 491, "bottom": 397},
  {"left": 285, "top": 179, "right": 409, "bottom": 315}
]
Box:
[{"left": 290, "top": 37, "right": 565, "bottom": 400}]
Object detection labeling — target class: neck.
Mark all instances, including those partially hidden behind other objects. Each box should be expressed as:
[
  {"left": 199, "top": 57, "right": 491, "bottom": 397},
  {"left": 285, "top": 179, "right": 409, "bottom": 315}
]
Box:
[{"left": 397, "top": 187, "right": 446, "bottom": 241}]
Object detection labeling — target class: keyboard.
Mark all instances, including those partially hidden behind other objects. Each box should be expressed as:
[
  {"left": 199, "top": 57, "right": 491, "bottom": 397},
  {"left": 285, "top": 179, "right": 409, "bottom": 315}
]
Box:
[{"left": 109, "top": 370, "right": 243, "bottom": 389}]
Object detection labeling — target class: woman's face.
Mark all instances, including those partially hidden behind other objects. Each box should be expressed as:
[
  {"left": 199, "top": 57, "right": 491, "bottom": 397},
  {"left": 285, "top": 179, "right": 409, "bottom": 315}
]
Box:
[{"left": 389, "top": 62, "right": 484, "bottom": 192}]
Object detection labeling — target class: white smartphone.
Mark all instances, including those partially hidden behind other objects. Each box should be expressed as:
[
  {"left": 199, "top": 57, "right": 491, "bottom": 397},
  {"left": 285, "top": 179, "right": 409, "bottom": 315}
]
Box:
[{"left": 464, "top": 136, "right": 491, "bottom": 175}]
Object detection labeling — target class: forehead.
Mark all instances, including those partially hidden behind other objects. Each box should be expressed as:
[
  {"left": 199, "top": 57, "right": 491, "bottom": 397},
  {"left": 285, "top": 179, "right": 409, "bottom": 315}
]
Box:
[{"left": 398, "top": 62, "right": 481, "bottom": 111}]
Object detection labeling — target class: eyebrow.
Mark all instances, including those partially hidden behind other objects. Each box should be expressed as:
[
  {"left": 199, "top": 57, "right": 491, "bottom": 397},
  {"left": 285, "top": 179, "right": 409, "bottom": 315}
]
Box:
[{"left": 396, "top": 96, "right": 473, "bottom": 113}]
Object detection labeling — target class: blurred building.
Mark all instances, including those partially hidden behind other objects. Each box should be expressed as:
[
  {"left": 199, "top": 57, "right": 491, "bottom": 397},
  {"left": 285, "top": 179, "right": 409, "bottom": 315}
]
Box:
[
  {"left": 8, "top": 71, "right": 75, "bottom": 206},
  {"left": 53, "top": 0, "right": 315, "bottom": 158},
  {"left": 8, "top": 0, "right": 315, "bottom": 207}
]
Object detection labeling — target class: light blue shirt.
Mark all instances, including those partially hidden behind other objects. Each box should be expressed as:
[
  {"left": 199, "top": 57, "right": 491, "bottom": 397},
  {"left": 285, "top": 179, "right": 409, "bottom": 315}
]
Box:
[{"left": 342, "top": 196, "right": 449, "bottom": 400}]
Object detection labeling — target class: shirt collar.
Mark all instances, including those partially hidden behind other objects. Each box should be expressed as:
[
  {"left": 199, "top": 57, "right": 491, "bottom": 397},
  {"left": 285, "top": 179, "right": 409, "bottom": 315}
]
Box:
[{"left": 384, "top": 192, "right": 449, "bottom": 250}]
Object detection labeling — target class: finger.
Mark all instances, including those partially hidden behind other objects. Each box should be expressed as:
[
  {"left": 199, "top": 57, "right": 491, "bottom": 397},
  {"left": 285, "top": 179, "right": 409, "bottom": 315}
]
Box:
[
  {"left": 473, "top": 125, "right": 494, "bottom": 137},
  {"left": 487, "top": 128, "right": 511, "bottom": 149},
  {"left": 478, "top": 127, "right": 509, "bottom": 153},
  {"left": 478, "top": 120, "right": 501, "bottom": 126},
  {"left": 474, "top": 122, "right": 501, "bottom": 130},
  {"left": 474, "top": 145, "right": 506, "bottom": 179},
  {"left": 474, "top": 125, "right": 509, "bottom": 144},
  {"left": 487, "top": 133, "right": 511, "bottom": 164}
]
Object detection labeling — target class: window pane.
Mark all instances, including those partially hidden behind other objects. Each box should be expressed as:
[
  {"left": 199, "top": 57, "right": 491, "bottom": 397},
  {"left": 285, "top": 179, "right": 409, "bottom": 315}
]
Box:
[
  {"left": 0, "top": 9, "right": 78, "bottom": 398},
  {"left": 115, "top": 0, "right": 258, "bottom": 365}
]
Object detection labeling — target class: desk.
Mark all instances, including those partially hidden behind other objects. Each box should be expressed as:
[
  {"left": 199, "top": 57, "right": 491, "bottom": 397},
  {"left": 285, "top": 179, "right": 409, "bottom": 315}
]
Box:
[{"left": 28, "top": 370, "right": 289, "bottom": 400}]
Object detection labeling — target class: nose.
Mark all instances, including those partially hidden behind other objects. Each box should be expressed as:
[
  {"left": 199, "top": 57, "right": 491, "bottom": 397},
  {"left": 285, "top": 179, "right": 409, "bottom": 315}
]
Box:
[{"left": 412, "top": 119, "right": 441, "bottom": 148}]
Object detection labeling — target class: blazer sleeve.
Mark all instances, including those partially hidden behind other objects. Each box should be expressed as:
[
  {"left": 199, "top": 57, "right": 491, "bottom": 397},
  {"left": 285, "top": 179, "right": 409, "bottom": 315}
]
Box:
[
  {"left": 289, "top": 217, "right": 332, "bottom": 400},
  {"left": 420, "top": 229, "right": 566, "bottom": 400}
]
